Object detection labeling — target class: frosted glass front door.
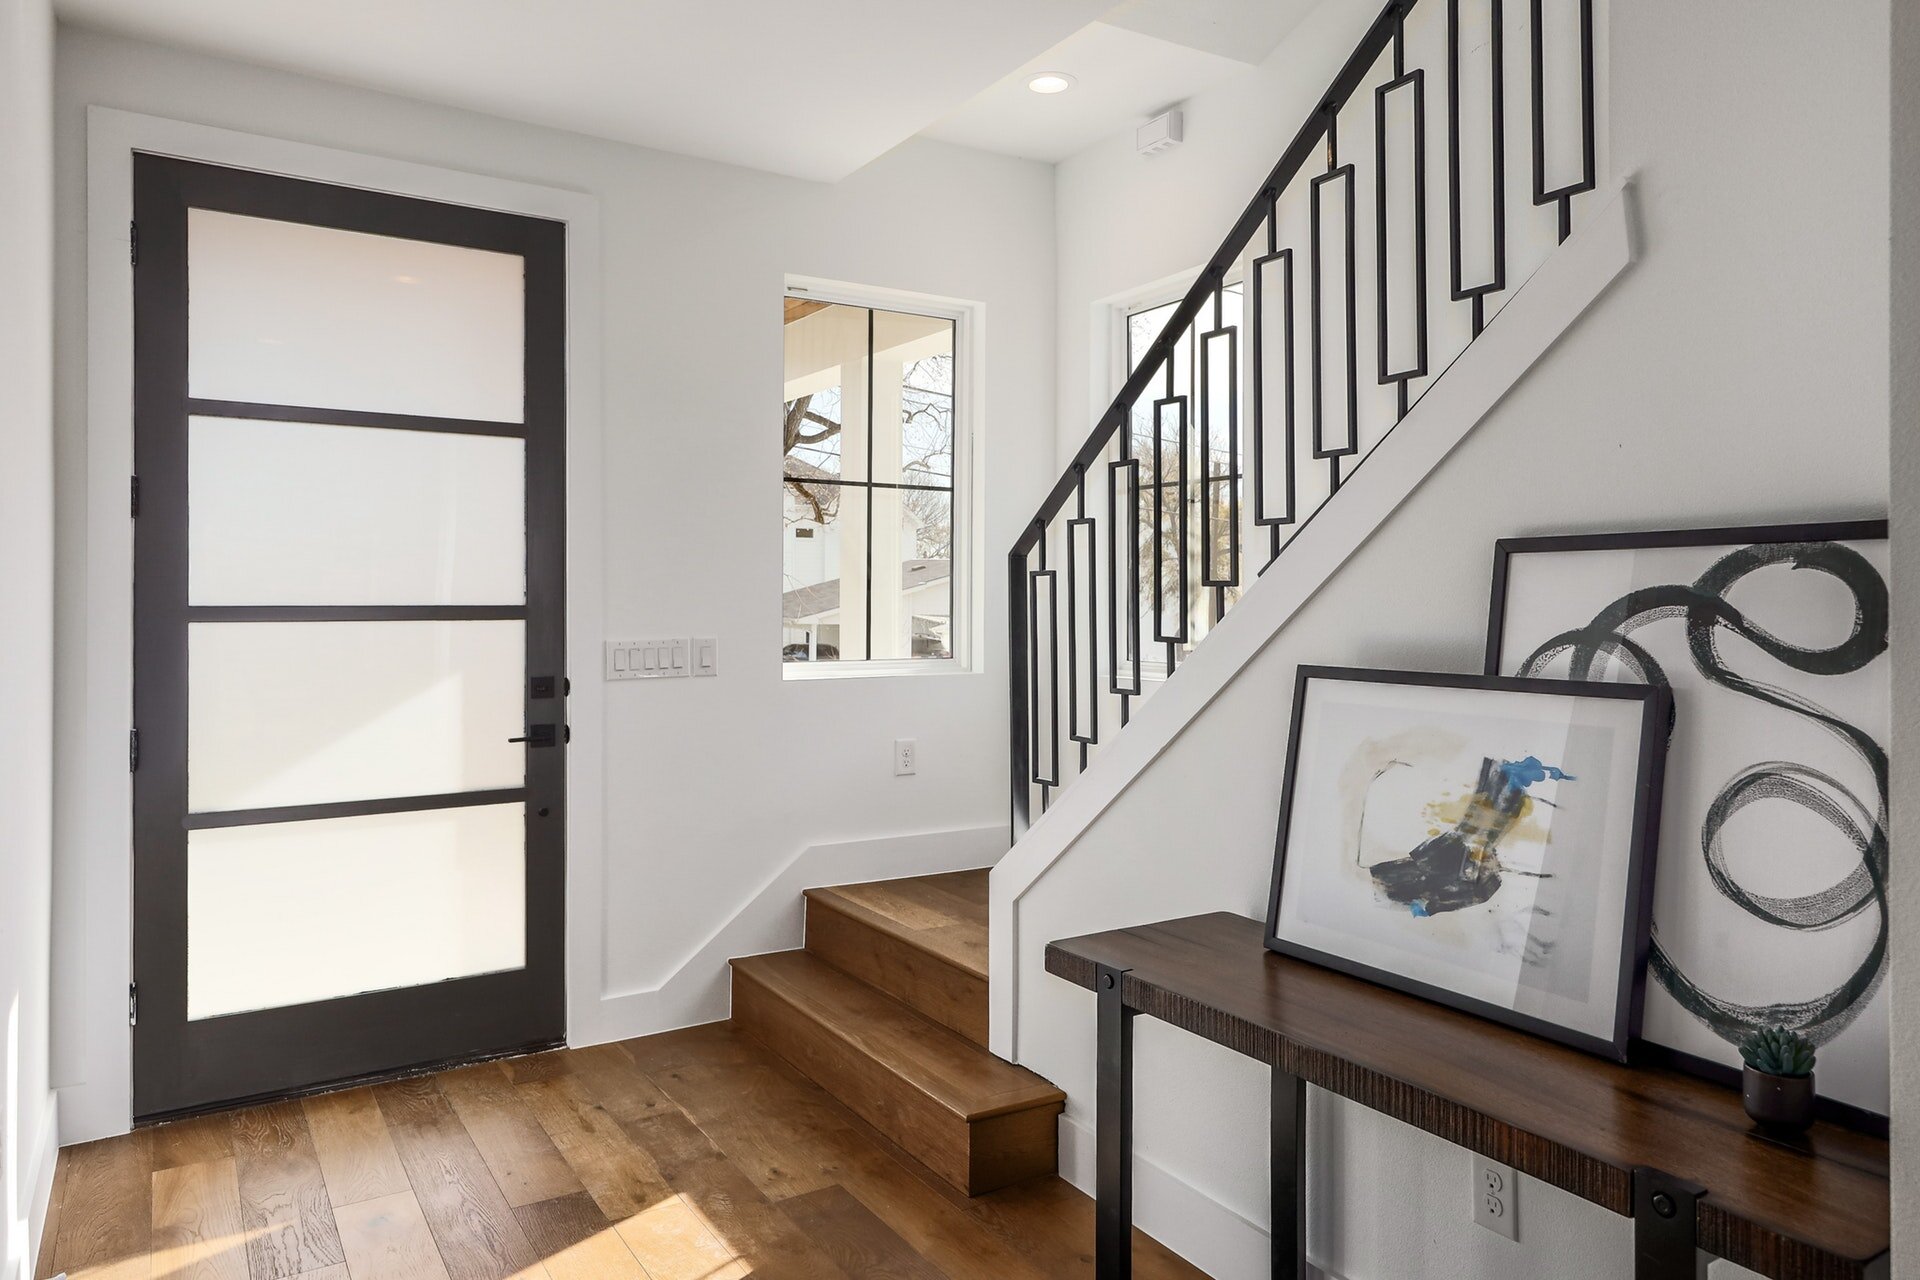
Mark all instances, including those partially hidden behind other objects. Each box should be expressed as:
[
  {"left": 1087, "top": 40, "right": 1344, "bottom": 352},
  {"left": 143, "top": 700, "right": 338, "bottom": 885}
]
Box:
[
  {"left": 133, "top": 156, "right": 566, "bottom": 1118},
  {"left": 188, "top": 209, "right": 525, "bottom": 422},
  {"left": 180, "top": 213, "right": 532, "bottom": 1016},
  {"left": 188, "top": 416, "right": 526, "bottom": 606},
  {"left": 187, "top": 804, "right": 528, "bottom": 1020},
  {"left": 187, "top": 620, "right": 525, "bottom": 811}
]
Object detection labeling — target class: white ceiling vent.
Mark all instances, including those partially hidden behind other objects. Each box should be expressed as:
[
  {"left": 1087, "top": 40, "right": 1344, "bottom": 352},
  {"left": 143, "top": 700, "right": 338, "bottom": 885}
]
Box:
[{"left": 1137, "top": 108, "right": 1184, "bottom": 157}]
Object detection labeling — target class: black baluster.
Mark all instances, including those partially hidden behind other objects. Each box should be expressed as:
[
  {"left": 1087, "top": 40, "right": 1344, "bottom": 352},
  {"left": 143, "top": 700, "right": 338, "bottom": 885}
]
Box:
[
  {"left": 1030, "top": 537, "right": 1059, "bottom": 807},
  {"left": 1200, "top": 290, "right": 1241, "bottom": 590},
  {"left": 1252, "top": 208, "right": 1297, "bottom": 572},
  {"left": 1151, "top": 386, "right": 1189, "bottom": 651},
  {"left": 1068, "top": 469, "right": 1097, "bottom": 772},
  {"left": 1007, "top": 540, "right": 1030, "bottom": 837},
  {"left": 1107, "top": 455, "right": 1142, "bottom": 704},
  {"left": 1530, "top": 0, "right": 1596, "bottom": 243},
  {"left": 1450, "top": 0, "right": 1507, "bottom": 338},
  {"left": 1376, "top": 48, "right": 1428, "bottom": 422},
  {"left": 1312, "top": 105, "right": 1356, "bottom": 498}
]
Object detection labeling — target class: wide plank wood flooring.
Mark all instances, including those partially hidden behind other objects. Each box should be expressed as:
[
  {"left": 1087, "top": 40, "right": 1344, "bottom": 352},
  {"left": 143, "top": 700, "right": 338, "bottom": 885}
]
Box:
[{"left": 38, "top": 1024, "right": 1205, "bottom": 1280}]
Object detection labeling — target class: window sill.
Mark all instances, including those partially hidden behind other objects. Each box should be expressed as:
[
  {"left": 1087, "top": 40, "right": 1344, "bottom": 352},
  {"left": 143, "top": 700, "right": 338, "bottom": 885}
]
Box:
[{"left": 783, "top": 658, "right": 978, "bottom": 682}]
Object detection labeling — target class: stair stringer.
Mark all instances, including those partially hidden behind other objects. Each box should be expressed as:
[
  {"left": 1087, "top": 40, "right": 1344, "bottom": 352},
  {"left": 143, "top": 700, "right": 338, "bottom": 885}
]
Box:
[{"left": 989, "top": 182, "right": 1638, "bottom": 1060}]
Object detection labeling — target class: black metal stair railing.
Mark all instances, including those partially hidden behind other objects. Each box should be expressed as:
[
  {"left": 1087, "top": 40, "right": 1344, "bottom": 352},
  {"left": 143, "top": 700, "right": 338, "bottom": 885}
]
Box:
[{"left": 1009, "top": 0, "right": 1597, "bottom": 835}]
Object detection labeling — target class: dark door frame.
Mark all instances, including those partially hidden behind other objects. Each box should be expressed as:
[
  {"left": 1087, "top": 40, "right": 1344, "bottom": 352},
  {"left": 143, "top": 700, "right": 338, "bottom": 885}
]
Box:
[{"left": 131, "top": 154, "right": 568, "bottom": 1121}]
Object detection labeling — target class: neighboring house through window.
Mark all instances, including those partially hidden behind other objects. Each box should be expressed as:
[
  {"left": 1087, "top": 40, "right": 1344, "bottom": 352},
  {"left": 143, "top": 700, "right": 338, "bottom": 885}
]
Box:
[{"left": 782, "top": 291, "right": 964, "bottom": 668}]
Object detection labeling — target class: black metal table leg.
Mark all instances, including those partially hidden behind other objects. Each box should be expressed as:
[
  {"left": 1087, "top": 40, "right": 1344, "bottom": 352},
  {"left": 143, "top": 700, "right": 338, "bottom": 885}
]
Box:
[
  {"left": 1272, "top": 1067, "right": 1307, "bottom": 1278},
  {"left": 1632, "top": 1167, "right": 1705, "bottom": 1280},
  {"left": 1096, "top": 965, "right": 1136, "bottom": 1280}
]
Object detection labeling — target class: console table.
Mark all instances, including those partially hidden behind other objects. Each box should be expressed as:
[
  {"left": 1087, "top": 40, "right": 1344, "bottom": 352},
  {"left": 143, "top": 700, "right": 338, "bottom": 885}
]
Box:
[{"left": 1046, "top": 913, "right": 1889, "bottom": 1280}]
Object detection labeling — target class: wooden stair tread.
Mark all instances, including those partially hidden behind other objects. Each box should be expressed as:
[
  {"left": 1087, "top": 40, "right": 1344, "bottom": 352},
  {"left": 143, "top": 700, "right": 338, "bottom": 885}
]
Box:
[
  {"left": 804, "top": 870, "right": 988, "bottom": 980},
  {"left": 729, "top": 949, "right": 1057, "bottom": 1121}
]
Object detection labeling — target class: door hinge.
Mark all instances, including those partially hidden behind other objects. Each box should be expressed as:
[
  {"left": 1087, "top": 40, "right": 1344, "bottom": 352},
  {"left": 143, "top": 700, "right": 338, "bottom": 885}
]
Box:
[
  {"left": 129, "top": 728, "right": 140, "bottom": 772},
  {"left": 129, "top": 220, "right": 139, "bottom": 267},
  {"left": 130, "top": 474, "right": 140, "bottom": 518},
  {"left": 129, "top": 982, "right": 138, "bottom": 1026}
]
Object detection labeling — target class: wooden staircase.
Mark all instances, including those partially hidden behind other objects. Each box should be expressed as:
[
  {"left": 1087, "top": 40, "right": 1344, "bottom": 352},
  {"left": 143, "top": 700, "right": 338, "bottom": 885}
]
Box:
[{"left": 729, "top": 870, "right": 1063, "bottom": 1196}]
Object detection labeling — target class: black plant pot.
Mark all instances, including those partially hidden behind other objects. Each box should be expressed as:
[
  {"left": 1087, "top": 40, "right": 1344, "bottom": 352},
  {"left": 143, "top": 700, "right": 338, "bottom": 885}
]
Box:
[{"left": 1742, "top": 1065, "right": 1816, "bottom": 1132}]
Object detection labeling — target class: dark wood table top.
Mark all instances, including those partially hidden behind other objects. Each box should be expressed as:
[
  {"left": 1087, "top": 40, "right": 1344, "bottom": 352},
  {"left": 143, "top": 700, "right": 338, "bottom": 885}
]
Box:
[{"left": 1047, "top": 912, "right": 1889, "bottom": 1280}]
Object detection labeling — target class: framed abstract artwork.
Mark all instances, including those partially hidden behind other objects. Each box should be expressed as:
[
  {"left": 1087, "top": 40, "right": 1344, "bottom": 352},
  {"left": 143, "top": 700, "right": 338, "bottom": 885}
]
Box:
[
  {"left": 1264, "top": 666, "right": 1671, "bottom": 1061},
  {"left": 1486, "top": 521, "right": 1890, "bottom": 1123}
]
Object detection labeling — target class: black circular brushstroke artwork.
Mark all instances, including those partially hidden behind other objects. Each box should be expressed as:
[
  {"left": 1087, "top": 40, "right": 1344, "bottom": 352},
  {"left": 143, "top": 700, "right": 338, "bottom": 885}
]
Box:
[{"left": 1515, "top": 540, "right": 1889, "bottom": 1049}]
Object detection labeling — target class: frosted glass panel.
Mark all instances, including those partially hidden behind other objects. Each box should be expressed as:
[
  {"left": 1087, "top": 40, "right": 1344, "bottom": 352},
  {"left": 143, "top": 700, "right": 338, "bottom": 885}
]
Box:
[
  {"left": 189, "top": 620, "right": 523, "bottom": 812},
  {"left": 188, "top": 209, "right": 524, "bottom": 422},
  {"left": 187, "top": 803, "right": 525, "bottom": 1019},
  {"left": 188, "top": 417, "right": 525, "bottom": 606}
]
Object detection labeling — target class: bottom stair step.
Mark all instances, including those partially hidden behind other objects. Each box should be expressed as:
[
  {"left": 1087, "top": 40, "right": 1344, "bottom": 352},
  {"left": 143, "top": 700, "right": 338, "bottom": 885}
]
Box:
[{"left": 730, "top": 949, "right": 1063, "bottom": 1195}]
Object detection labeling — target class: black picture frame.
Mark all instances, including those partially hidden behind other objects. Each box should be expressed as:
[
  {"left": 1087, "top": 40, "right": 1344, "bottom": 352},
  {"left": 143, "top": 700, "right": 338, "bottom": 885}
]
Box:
[
  {"left": 1263, "top": 665, "right": 1672, "bottom": 1062},
  {"left": 1484, "top": 519, "right": 1889, "bottom": 676},
  {"left": 1483, "top": 519, "right": 1892, "bottom": 1136}
]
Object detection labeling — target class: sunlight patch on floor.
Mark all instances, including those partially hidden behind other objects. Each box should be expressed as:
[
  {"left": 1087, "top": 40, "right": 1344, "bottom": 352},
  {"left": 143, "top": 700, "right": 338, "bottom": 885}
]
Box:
[
  {"left": 613, "top": 1193, "right": 747, "bottom": 1280},
  {"left": 146, "top": 1227, "right": 261, "bottom": 1280},
  {"left": 529, "top": 1224, "right": 631, "bottom": 1280}
]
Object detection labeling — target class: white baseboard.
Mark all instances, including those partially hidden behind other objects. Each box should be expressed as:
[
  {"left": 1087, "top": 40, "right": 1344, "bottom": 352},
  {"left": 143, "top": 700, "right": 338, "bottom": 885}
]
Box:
[
  {"left": 570, "top": 824, "right": 1005, "bottom": 1048},
  {"left": 1058, "top": 1110, "right": 1341, "bottom": 1280},
  {"left": 21, "top": 1093, "right": 58, "bottom": 1280}
]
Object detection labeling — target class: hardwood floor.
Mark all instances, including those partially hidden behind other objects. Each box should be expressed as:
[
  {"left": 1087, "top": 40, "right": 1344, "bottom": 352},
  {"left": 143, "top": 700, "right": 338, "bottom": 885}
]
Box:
[{"left": 38, "top": 1024, "right": 1205, "bottom": 1280}]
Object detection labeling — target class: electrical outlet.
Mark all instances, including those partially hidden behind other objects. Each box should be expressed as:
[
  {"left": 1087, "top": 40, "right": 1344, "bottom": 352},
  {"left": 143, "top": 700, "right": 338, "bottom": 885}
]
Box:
[
  {"left": 894, "top": 739, "right": 917, "bottom": 776},
  {"left": 1472, "top": 1155, "right": 1518, "bottom": 1241}
]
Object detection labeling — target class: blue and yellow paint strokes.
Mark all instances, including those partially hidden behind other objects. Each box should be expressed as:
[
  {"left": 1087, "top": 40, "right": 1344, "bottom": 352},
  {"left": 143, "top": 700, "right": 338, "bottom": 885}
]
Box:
[{"left": 1368, "top": 756, "right": 1571, "bottom": 917}]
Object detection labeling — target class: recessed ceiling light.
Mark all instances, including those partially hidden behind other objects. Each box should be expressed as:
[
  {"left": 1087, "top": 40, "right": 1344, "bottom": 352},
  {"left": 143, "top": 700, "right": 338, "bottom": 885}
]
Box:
[{"left": 1026, "top": 72, "right": 1076, "bottom": 95}]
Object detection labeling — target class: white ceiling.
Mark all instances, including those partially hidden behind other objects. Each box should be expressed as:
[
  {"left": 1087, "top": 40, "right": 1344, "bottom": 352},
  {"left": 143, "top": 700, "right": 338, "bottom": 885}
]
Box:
[
  {"left": 920, "top": 22, "right": 1250, "bottom": 165},
  {"left": 923, "top": 0, "right": 1325, "bottom": 162},
  {"left": 1102, "top": 0, "right": 1323, "bottom": 65},
  {"left": 55, "top": 0, "right": 1326, "bottom": 178},
  {"left": 53, "top": 0, "right": 1114, "bottom": 181}
]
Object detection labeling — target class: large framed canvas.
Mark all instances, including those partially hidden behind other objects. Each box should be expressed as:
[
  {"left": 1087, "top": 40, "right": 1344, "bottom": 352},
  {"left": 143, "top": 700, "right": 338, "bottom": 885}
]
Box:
[
  {"left": 1486, "top": 521, "right": 1890, "bottom": 1121},
  {"left": 1264, "top": 667, "right": 1671, "bottom": 1061}
]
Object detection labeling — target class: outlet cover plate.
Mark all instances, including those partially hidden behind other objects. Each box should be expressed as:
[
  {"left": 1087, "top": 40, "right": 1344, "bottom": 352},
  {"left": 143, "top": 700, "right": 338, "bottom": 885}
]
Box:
[{"left": 1473, "top": 1155, "right": 1518, "bottom": 1241}]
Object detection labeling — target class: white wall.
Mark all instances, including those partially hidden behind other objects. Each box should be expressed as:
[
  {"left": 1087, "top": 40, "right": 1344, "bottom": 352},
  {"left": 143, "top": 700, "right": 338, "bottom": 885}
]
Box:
[
  {"left": 52, "top": 26, "right": 1056, "bottom": 1140},
  {"left": 1053, "top": 0, "right": 1377, "bottom": 466},
  {"left": 1025, "top": 1, "right": 1890, "bottom": 1278},
  {"left": 1889, "top": 0, "right": 1919, "bottom": 1272},
  {"left": 0, "top": 0, "right": 58, "bottom": 1274}
]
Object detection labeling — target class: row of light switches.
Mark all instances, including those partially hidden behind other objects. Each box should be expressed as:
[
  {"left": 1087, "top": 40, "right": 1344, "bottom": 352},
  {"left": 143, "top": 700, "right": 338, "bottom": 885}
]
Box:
[{"left": 605, "top": 638, "right": 718, "bottom": 680}]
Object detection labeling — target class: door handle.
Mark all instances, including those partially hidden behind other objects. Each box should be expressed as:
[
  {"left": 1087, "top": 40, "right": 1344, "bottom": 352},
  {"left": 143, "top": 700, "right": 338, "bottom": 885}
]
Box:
[{"left": 509, "top": 724, "right": 559, "bottom": 748}]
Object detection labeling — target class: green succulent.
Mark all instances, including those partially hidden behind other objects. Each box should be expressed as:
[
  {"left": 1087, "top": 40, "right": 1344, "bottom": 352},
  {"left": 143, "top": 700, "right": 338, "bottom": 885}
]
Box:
[{"left": 1738, "top": 1025, "right": 1816, "bottom": 1078}]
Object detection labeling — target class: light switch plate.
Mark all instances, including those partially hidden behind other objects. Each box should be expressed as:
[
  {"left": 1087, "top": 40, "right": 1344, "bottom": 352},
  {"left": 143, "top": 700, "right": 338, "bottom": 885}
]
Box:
[
  {"left": 691, "top": 637, "right": 718, "bottom": 677},
  {"left": 1472, "top": 1155, "right": 1518, "bottom": 1240},
  {"left": 606, "top": 639, "right": 690, "bottom": 680}
]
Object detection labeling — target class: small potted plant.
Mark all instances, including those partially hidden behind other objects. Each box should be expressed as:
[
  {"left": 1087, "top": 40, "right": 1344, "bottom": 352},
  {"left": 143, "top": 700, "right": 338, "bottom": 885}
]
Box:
[{"left": 1738, "top": 1026, "right": 1817, "bottom": 1132}]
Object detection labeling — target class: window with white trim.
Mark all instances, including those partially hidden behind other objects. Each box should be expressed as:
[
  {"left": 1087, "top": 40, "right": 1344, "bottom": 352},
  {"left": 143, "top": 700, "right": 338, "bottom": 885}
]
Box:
[{"left": 782, "top": 294, "right": 964, "bottom": 668}]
